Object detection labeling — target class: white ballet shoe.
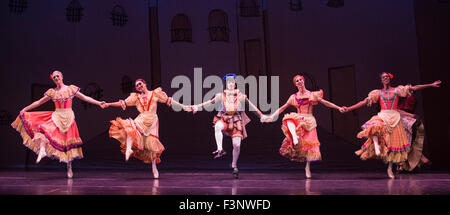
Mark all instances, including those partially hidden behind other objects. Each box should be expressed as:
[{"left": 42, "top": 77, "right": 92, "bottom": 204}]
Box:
[
  {"left": 125, "top": 148, "right": 133, "bottom": 161},
  {"left": 36, "top": 149, "right": 46, "bottom": 164}
]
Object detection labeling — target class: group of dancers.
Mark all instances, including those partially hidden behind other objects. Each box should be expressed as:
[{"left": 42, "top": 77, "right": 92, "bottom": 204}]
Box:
[{"left": 11, "top": 70, "right": 441, "bottom": 179}]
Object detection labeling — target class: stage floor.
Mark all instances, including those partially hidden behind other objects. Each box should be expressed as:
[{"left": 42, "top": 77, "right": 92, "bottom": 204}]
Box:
[{"left": 1, "top": 169, "right": 450, "bottom": 195}]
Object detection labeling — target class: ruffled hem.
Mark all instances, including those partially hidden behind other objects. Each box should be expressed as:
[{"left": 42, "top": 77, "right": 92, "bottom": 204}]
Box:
[
  {"left": 355, "top": 141, "right": 410, "bottom": 164},
  {"left": 279, "top": 138, "right": 321, "bottom": 162},
  {"left": 357, "top": 123, "right": 387, "bottom": 139},
  {"left": 11, "top": 117, "right": 83, "bottom": 163},
  {"left": 119, "top": 136, "right": 164, "bottom": 164},
  {"left": 109, "top": 117, "right": 165, "bottom": 164}
]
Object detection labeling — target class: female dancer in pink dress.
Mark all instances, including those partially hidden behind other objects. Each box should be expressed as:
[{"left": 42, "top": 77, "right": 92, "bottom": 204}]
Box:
[
  {"left": 343, "top": 72, "right": 440, "bottom": 178},
  {"left": 105, "top": 79, "right": 188, "bottom": 179},
  {"left": 11, "top": 70, "right": 107, "bottom": 178},
  {"left": 261, "top": 75, "right": 345, "bottom": 179}
]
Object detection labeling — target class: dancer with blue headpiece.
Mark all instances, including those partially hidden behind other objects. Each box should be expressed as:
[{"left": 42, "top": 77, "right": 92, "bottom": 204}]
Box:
[{"left": 189, "top": 73, "right": 264, "bottom": 179}]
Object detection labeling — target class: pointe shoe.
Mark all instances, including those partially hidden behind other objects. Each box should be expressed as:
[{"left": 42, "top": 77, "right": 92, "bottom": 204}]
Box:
[
  {"left": 152, "top": 168, "right": 159, "bottom": 179},
  {"left": 125, "top": 149, "right": 133, "bottom": 161},
  {"left": 387, "top": 168, "right": 395, "bottom": 179},
  {"left": 212, "top": 150, "right": 226, "bottom": 159},
  {"left": 67, "top": 168, "right": 73, "bottom": 179},
  {"left": 232, "top": 168, "right": 239, "bottom": 179},
  {"left": 36, "top": 150, "right": 46, "bottom": 164},
  {"left": 305, "top": 167, "right": 312, "bottom": 179}
]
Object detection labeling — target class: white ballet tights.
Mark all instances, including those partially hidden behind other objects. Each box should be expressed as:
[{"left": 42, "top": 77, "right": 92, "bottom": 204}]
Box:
[
  {"left": 214, "top": 121, "right": 241, "bottom": 169},
  {"left": 214, "top": 121, "right": 225, "bottom": 151},
  {"left": 287, "top": 121, "right": 311, "bottom": 178},
  {"left": 287, "top": 121, "right": 299, "bottom": 145},
  {"left": 231, "top": 137, "right": 241, "bottom": 169},
  {"left": 371, "top": 135, "right": 381, "bottom": 156},
  {"left": 125, "top": 136, "right": 133, "bottom": 161}
]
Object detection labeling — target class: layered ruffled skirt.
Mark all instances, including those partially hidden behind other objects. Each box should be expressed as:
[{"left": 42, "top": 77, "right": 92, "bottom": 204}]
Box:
[
  {"left": 11, "top": 111, "right": 83, "bottom": 163},
  {"left": 213, "top": 111, "right": 251, "bottom": 140},
  {"left": 355, "top": 110, "right": 410, "bottom": 163},
  {"left": 279, "top": 113, "right": 321, "bottom": 162},
  {"left": 109, "top": 114, "right": 164, "bottom": 164}
]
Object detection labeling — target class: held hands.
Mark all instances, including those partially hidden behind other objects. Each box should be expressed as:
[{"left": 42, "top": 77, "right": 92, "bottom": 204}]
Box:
[
  {"left": 260, "top": 115, "right": 274, "bottom": 123},
  {"left": 182, "top": 105, "right": 198, "bottom": 114},
  {"left": 99, "top": 101, "right": 108, "bottom": 109},
  {"left": 338, "top": 106, "right": 348, "bottom": 113}
]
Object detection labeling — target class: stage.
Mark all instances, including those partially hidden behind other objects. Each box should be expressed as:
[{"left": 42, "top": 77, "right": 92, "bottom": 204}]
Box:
[{"left": 1, "top": 169, "right": 450, "bottom": 195}]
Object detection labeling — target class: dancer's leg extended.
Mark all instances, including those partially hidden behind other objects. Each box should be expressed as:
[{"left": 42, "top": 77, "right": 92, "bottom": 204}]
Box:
[
  {"left": 287, "top": 121, "right": 299, "bottom": 145},
  {"left": 125, "top": 135, "right": 133, "bottom": 161},
  {"left": 371, "top": 135, "right": 381, "bottom": 156},
  {"left": 213, "top": 121, "right": 226, "bottom": 158}
]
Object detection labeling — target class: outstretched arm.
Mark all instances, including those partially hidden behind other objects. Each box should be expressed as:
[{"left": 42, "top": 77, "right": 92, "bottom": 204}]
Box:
[
  {"left": 20, "top": 96, "right": 51, "bottom": 113},
  {"left": 106, "top": 100, "right": 126, "bottom": 110},
  {"left": 320, "top": 99, "right": 345, "bottom": 112},
  {"left": 191, "top": 94, "right": 218, "bottom": 110},
  {"left": 75, "top": 91, "right": 104, "bottom": 107},
  {"left": 245, "top": 96, "right": 263, "bottom": 117},
  {"left": 411, "top": 80, "right": 441, "bottom": 91},
  {"left": 345, "top": 99, "right": 368, "bottom": 112},
  {"left": 169, "top": 99, "right": 191, "bottom": 111},
  {"left": 264, "top": 101, "right": 290, "bottom": 122}
]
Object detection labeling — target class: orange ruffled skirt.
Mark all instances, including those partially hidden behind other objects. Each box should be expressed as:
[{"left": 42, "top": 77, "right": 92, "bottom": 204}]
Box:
[
  {"left": 109, "top": 117, "right": 164, "bottom": 164},
  {"left": 11, "top": 111, "right": 83, "bottom": 163},
  {"left": 355, "top": 115, "right": 410, "bottom": 164},
  {"left": 279, "top": 113, "right": 321, "bottom": 162}
]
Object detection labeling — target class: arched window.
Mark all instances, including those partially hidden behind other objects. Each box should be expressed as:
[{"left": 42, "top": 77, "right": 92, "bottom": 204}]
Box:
[
  {"left": 327, "top": 0, "right": 344, "bottom": 8},
  {"left": 240, "top": 0, "right": 260, "bottom": 17},
  {"left": 8, "top": 0, "right": 27, "bottom": 14},
  {"left": 290, "top": 0, "right": 303, "bottom": 12},
  {"left": 171, "top": 14, "right": 192, "bottom": 42},
  {"left": 111, "top": 5, "right": 128, "bottom": 27},
  {"left": 208, "top": 10, "right": 229, "bottom": 42},
  {"left": 66, "top": 0, "right": 84, "bottom": 23}
]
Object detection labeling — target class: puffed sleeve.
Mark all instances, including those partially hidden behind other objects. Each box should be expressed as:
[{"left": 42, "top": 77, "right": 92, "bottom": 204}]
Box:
[
  {"left": 44, "top": 88, "right": 55, "bottom": 99},
  {"left": 310, "top": 89, "right": 324, "bottom": 103},
  {"left": 286, "top": 94, "right": 297, "bottom": 106},
  {"left": 396, "top": 85, "right": 413, "bottom": 97},
  {"left": 153, "top": 87, "right": 169, "bottom": 103},
  {"left": 125, "top": 93, "right": 137, "bottom": 106},
  {"left": 366, "top": 90, "right": 379, "bottom": 106},
  {"left": 69, "top": 85, "right": 80, "bottom": 94}
]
